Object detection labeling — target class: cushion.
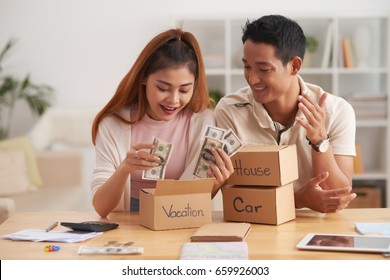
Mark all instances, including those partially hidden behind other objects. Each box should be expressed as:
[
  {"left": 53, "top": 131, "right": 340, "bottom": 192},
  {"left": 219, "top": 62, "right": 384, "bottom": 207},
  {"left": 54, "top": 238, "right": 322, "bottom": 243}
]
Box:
[
  {"left": 0, "top": 150, "right": 37, "bottom": 196},
  {"left": 0, "top": 136, "right": 42, "bottom": 187}
]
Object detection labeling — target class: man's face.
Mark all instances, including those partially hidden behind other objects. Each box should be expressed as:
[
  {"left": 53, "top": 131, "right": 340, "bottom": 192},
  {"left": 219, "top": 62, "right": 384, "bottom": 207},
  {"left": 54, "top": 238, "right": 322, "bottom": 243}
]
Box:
[{"left": 242, "top": 40, "right": 294, "bottom": 105}]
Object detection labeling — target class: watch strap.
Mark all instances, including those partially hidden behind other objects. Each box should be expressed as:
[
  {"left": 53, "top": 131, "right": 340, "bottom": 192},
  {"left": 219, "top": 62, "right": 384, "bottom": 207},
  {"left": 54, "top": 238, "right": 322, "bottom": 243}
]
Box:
[{"left": 306, "top": 135, "right": 329, "bottom": 152}]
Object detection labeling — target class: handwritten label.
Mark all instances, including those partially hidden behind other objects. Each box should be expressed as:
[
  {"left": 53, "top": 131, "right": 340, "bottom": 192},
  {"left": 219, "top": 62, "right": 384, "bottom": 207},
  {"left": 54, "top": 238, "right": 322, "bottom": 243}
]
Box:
[
  {"left": 233, "top": 159, "right": 271, "bottom": 177},
  {"left": 233, "top": 196, "right": 262, "bottom": 213},
  {"left": 162, "top": 204, "right": 205, "bottom": 218}
]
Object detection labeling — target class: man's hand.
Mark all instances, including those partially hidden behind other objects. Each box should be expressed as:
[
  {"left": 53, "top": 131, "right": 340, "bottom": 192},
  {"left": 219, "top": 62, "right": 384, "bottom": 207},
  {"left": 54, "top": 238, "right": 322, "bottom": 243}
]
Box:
[
  {"left": 295, "top": 172, "right": 357, "bottom": 213},
  {"left": 296, "top": 91, "right": 328, "bottom": 144}
]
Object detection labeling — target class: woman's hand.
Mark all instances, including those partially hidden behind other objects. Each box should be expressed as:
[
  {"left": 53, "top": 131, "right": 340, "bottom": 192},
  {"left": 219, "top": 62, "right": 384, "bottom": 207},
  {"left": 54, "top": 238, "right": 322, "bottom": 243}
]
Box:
[
  {"left": 208, "top": 148, "right": 234, "bottom": 197},
  {"left": 118, "top": 143, "right": 161, "bottom": 174}
]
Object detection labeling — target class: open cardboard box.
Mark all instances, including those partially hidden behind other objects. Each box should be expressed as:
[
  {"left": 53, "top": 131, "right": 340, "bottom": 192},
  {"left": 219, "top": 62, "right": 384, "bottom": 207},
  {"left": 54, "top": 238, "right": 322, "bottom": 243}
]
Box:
[
  {"left": 227, "top": 144, "right": 298, "bottom": 186},
  {"left": 139, "top": 178, "right": 214, "bottom": 230},
  {"left": 222, "top": 183, "right": 296, "bottom": 225}
]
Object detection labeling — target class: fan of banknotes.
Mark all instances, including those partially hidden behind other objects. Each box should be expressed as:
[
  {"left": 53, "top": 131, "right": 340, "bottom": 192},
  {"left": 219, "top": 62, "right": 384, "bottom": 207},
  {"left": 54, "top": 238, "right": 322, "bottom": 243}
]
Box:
[
  {"left": 193, "top": 125, "right": 243, "bottom": 178},
  {"left": 142, "top": 137, "right": 173, "bottom": 181},
  {"left": 142, "top": 126, "right": 243, "bottom": 180}
]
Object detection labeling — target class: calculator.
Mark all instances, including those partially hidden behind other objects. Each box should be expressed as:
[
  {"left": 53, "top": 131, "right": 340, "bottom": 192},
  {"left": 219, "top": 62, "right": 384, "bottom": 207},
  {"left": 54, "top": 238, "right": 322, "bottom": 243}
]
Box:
[{"left": 60, "top": 221, "right": 119, "bottom": 232}]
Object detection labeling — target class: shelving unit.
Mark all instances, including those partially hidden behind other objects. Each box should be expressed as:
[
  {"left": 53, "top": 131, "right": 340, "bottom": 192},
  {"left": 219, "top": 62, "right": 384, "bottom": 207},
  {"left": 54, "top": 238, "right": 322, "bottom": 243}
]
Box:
[{"left": 182, "top": 15, "right": 390, "bottom": 207}]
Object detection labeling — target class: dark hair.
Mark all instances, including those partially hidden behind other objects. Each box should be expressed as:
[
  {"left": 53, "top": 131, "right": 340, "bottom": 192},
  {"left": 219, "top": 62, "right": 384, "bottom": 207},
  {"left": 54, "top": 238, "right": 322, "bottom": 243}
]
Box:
[
  {"left": 145, "top": 38, "right": 197, "bottom": 78},
  {"left": 92, "top": 29, "right": 211, "bottom": 144},
  {"left": 242, "top": 15, "right": 306, "bottom": 65}
]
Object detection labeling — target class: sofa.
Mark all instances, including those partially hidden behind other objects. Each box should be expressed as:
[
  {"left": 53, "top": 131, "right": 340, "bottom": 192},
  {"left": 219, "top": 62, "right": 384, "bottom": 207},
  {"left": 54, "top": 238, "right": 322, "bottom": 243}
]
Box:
[
  {"left": 0, "top": 107, "right": 100, "bottom": 224},
  {"left": 0, "top": 150, "right": 92, "bottom": 224}
]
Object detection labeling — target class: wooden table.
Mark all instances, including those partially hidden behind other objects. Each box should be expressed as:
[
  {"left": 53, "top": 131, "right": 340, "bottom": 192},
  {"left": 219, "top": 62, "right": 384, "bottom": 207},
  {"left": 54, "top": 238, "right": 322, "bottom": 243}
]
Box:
[{"left": 0, "top": 208, "right": 389, "bottom": 260}]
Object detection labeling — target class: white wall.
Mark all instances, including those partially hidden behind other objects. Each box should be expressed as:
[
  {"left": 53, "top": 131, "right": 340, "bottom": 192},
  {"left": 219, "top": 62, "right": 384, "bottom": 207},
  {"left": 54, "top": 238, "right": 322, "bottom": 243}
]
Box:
[{"left": 1, "top": 0, "right": 390, "bottom": 136}]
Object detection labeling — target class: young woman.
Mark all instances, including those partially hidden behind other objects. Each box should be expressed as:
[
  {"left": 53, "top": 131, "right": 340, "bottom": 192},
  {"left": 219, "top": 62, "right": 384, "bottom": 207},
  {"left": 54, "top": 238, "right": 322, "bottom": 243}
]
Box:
[{"left": 91, "top": 28, "right": 233, "bottom": 217}]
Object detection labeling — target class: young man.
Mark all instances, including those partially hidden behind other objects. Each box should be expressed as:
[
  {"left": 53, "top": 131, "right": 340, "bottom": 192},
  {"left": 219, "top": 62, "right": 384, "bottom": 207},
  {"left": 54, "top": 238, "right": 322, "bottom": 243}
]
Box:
[{"left": 215, "top": 15, "right": 357, "bottom": 213}]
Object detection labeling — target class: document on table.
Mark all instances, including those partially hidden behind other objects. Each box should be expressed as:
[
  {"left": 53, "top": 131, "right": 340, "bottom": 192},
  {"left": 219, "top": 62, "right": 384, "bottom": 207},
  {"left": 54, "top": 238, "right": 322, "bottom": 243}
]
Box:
[
  {"left": 354, "top": 223, "right": 390, "bottom": 236},
  {"left": 180, "top": 242, "right": 248, "bottom": 260},
  {"left": 2, "top": 229, "right": 102, "bottom": 243}
]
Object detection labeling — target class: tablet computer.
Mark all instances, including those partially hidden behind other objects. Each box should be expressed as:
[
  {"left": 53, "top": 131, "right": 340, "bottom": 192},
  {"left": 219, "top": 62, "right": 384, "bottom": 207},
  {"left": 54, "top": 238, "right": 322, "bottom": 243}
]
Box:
[{"left": 297, "top": 233, "right": 390, "bottom": 253}]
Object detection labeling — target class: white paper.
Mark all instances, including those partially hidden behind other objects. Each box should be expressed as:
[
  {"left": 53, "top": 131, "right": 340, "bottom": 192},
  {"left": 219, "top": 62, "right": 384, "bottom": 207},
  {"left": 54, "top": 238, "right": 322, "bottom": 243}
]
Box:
[
  {"left": 78, "top": 246, "right": 144, "bottom": 255},
  {"left": 180, "top": 242, "right": 248, "bottom": 260},
  {"left": 355, "top": 223, "right": 390, "bottom": 236},
  {"left": 2, "top": 229, "right": 102, "bottom": 243}
]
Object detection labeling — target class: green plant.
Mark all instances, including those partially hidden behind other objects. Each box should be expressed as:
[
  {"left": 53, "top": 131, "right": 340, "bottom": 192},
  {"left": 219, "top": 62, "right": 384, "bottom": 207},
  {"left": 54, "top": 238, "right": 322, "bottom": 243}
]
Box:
[
  {"left": 305, "top": 35, "right": 318, "bottom": 53},
  {"left": 208, "top": 88, "right": 224, "bottom": 108},
  {"left": 0, "top": 39, "right": 54, "bottom": 140}
]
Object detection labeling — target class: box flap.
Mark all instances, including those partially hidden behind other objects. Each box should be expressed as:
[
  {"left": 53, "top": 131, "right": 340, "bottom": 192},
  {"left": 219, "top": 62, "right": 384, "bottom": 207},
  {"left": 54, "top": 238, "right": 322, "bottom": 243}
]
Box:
[
  {"left": 278, "top": 144, "right": 298, "bottom": 184},
  {"left": 154, "top": 178, "right": 214, "bottom": 196}
]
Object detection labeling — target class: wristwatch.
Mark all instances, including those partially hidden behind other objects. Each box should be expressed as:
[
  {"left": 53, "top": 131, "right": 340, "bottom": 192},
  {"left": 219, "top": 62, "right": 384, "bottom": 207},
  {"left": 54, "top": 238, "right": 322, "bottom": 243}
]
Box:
[{"left": 307, "top": 135, "right": 330, "bottom": 153}]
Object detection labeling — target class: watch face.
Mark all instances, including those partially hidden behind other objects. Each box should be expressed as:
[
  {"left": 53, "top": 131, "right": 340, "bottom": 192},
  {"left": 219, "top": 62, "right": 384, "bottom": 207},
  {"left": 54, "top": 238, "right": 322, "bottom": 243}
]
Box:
[{"left": 318, "top": 139, "right": 330, "bottom": 153}]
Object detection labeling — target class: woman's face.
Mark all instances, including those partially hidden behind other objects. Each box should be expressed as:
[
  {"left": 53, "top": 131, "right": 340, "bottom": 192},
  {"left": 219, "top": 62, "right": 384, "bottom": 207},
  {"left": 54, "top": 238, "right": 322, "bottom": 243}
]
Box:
[{"left": 145, "top": 66, "right": 195, "bottom": 121}]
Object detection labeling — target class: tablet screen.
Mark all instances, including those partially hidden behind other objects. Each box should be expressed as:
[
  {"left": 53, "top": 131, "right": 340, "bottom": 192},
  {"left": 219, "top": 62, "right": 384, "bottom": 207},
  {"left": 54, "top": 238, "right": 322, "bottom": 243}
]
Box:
[
  {"left": 307, "top": 234, "right": 390, "bottom": 249},
  {"left": 299, "top": 234, "right": 390, "bottom": 252}
]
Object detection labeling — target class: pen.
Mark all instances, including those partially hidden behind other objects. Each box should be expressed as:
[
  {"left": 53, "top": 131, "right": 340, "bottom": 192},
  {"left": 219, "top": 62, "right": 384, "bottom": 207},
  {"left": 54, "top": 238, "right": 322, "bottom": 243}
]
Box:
[{"left": 45, "top": 221, "right": 58, "bottom": 232}]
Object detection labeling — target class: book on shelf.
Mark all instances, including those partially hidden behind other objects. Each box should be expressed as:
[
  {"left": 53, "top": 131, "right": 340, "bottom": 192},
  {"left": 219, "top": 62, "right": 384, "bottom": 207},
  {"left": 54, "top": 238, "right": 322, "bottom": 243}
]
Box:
[
  {"left": 346, "top": 92, "right": 387, "bottom": 119},
  {"left": 354, "top": 111, "right": 387, "bottom": 119},
  {"left": 321, "top": 21, "right": 333, "bottom": 68},
  {"left": 345, "top": 92, "right": 386, "bottom": 101},
  {"left": 341, "top": 37, "right": 354, "bottom": 68},
  {"left": 352, "top": 99, "right": 386, "bottom": 107},
  {"left": 350, "top": 103, "right": 387, "bottom": 119},
  {"left": 338, "top": 38, "right": 344, "bottom": 68}
]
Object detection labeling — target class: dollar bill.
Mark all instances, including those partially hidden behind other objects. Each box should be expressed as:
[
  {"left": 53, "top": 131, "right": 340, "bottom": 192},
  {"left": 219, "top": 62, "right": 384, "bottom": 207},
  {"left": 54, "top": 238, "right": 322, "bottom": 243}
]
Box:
[
  {"left": 193, "top": 136, "right": 225, "bottom": 178},
  {"left": 142, "top": 137, "right": 173, "bottom": 180},
  {"left": 203, "top": 124, "right": 225, "bottom": 140},
  {"left": 223, "top": 129, "right": 243, "bottom": 156},
  {"left": 78, "top": 246, "right": 144, "bottom": 255}
]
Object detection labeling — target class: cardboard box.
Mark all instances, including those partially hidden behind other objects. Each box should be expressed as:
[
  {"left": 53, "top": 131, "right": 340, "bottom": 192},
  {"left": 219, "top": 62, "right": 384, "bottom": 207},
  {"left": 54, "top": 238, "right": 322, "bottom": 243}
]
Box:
[
  {"left": 227, "top": 145, "right": 298, "bottom": 186},
  {"left": 139, "top": 178, "right": 214, "bottom": 230},
  {"left": 222, "top": 183, "right": 296, "bottom": 225}
]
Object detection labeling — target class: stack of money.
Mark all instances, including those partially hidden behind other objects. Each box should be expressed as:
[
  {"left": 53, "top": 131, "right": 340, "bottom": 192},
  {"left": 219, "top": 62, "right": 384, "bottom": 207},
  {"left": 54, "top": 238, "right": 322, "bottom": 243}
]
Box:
[
  {"left": 193, "top": 125, "right": 243, "bottom": 178},
  {"left": 142, "top": 137, "right": 173, "bottom": 180}
]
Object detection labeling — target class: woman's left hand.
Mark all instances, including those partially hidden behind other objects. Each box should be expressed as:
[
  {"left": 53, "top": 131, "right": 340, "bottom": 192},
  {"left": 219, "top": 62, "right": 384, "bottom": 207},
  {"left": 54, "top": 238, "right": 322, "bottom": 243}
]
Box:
[{"left": 208, "top": 148, "right": 234, "bottom": 195}]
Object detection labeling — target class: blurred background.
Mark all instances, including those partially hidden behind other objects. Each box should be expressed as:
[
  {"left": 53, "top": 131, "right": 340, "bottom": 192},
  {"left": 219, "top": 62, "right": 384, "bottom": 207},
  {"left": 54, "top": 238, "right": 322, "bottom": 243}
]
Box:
[
  {"left": 0, "top": 0, "right": 389, "bottom": 216},
  {"left": 1, "top": 0, "right": 389, "bottom": 135}
]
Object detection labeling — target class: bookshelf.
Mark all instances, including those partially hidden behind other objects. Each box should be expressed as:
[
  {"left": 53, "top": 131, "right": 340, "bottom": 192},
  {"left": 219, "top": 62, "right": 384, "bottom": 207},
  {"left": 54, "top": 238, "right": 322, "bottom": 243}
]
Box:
[{"left": 182, "top": 15, "right": 390, "bottom": 207}]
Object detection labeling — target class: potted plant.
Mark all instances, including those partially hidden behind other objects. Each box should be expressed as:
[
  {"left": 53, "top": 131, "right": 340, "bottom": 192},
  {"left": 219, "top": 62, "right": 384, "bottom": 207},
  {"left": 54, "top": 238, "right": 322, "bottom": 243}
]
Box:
[
  {"left": 208, "top": 88, "right": 224, "bottom": 108},
  {"left": 0, "top": 39, "right": 54, "bottom": 140},
  {"left": 302, "top": 35, "right": 318, "bottom": 68},
  {"left": 306, "top": 35, "right": 319, "bottom": 53}
]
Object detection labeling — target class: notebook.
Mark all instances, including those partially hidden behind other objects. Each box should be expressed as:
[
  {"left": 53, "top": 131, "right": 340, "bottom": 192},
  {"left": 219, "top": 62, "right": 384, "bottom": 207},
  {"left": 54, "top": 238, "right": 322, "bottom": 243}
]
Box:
[{"left": 190, "top": 222, "right": 251, "bottom": 242}]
